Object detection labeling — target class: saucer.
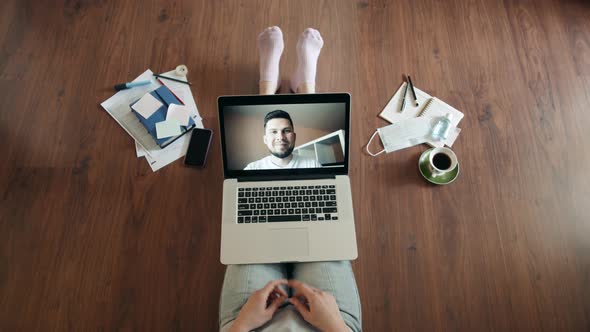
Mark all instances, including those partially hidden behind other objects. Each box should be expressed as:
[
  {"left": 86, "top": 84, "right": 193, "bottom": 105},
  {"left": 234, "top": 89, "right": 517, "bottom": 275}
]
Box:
[{"left": 418, "top": 148, "right": 460, "bottom": 185}]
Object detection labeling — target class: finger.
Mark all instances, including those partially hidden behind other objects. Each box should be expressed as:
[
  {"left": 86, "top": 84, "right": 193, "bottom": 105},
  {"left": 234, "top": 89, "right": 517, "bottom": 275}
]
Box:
[
  {"left": 266, "top": 291, "right": 278, "bottom": 306},
  {"left": 267, "top": 294, "right": 287, "bottom": 313},
  {"left": 261, "top": 279, "right": 288, "bottom": 295},
  {"left": 298, "top": 295, "right": 309, "bottom": 307},
  {"left": 273, "top": 286, "right": 288, "bottom": 297},
  {"left": 267, "top": 289, "right": 285, "bottom": 305},
  {"left": 291, "top": 290, "right": 306, "bottom": 301},
  {"left": 270, "top": 291, "right": 280, "bottom": 300},
  {"left": 289, "top": 297, "right": 310, "bottom": 318},
  {"left": 288, "top": 279, "right": 315, "bottom": 298},
  {"left": 291, "top": 289, "right": 311, "bottom": 305},
  {"left": 289, "top": 290, "right": 310, "bottom": 306}
]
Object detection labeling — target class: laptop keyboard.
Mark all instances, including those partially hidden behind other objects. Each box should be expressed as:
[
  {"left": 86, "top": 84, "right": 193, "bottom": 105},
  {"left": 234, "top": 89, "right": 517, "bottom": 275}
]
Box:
[{"left": 236, "top": 185, "right": 338, "bottom": 223}]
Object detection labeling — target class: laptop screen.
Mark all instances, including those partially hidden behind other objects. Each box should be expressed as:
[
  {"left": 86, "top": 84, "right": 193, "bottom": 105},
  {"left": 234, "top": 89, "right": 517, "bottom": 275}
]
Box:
[{"left": 218, "top": 94, "right": 350, "bottom": 178}]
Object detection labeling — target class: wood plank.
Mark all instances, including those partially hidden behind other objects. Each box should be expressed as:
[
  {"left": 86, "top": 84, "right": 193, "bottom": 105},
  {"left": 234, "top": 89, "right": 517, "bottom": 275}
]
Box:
[{"left": 0, "top": 0, "right": 589, "bottom": 331}]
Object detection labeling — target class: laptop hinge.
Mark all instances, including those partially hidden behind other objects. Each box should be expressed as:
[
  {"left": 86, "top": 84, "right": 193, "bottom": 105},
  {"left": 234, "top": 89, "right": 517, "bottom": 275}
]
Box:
[{"left": 237, "top": 174, "right": 336, "bottom": 182}]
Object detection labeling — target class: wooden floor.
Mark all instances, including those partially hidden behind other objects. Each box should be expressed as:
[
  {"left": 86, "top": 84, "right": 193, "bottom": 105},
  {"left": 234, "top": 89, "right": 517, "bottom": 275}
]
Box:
[{"left": 1, "top": 0, "right": 589, "bottom": 330}]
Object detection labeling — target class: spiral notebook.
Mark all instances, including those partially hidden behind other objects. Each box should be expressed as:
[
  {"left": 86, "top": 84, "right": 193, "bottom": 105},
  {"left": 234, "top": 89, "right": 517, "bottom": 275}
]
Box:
[{"left": 379, "top": 82, "right": 463, "bottom": 147}]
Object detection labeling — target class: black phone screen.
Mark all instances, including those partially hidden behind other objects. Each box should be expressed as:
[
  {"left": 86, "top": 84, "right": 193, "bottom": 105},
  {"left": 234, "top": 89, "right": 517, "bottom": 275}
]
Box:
[{"left": 184, "top": 128, "right": 212, "bottom": 167}]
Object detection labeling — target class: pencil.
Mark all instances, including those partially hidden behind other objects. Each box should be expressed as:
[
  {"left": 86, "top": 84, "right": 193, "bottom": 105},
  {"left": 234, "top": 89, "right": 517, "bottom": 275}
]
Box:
[
  {"left": 400, "top": 82, "right": 409, "bottom": 112},
  {"left": 153, "top": 73, "right": 192, "bottom": 86}
]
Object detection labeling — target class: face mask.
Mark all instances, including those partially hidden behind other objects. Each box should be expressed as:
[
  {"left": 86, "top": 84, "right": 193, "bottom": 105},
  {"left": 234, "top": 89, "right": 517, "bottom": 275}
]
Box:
[{"left": 365, "top": 117, "right": 436, "bottom": 156}]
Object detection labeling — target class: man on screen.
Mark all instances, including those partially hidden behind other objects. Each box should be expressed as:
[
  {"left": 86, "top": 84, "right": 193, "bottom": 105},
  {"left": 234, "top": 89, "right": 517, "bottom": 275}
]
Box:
[{"left": 244, "top": 110, "right": 322, "bottom": 170}]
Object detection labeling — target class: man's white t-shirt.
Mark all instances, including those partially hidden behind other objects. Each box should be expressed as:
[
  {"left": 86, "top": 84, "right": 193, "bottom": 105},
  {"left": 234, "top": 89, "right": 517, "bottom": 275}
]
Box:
[{"left": 244, "top": 154, "right": 321, "bottom": 170}]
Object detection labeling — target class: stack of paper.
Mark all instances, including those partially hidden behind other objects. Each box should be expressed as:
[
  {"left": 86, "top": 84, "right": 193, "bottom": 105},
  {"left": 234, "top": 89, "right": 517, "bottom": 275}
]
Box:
[
  {"left": 101, "top": 68, "right": 204, "bottom": 171},
  {"left": 379, "top": 82, "right": 463, "bottom": 148}
]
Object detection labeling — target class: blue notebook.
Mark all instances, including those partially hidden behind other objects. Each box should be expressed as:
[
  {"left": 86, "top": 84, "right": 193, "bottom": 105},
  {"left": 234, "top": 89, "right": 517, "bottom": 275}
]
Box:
[{"left": 130, "top": 85, "right": 195, "bottom": 148}]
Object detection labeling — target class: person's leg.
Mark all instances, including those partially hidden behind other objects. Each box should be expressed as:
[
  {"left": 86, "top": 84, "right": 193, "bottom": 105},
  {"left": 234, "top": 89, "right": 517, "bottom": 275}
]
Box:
[
  {"left": 258, "top": 26, "right": 284, "bottom": 95},
  {"left": 291, "top": 261, "right": 362, "bottom": 331},
  {"left": 219, "top": 264, "right": 288, "bottom": 327},
  {"left": 290, "top": 28, "right": 324, "bottom": 94}
]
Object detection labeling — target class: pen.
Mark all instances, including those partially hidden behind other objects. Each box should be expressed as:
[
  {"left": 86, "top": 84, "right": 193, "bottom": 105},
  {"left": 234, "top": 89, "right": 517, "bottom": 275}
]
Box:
[
  {"left": 407, "top": 75, "right": 419, "bottom": 106},
  {"left": 400, "top": 82, "right": 409, "bottom": 112},
  {"left": 114, "top": 80, "right": 151, "bottom": 91},
  {"left": 161, "top": 124, "right": 196, "bottom": 149},
  {"left": 153, "top": 73, "right": 192, "bottom": 86}
]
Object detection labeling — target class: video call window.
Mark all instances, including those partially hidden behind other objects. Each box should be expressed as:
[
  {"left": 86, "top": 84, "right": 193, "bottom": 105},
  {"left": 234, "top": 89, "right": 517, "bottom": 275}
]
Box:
[{"left": 223, "top": 103, "right": 347, "bottom": 171}]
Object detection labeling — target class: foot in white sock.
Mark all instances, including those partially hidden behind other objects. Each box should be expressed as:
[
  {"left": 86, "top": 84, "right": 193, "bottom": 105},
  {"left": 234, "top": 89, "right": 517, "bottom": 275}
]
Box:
[
  {"left": 291, "top": 28, "right": 324, "bottom": 93},
  {"left": 258, "top": 26, "right": 284, "bottom": 94}
]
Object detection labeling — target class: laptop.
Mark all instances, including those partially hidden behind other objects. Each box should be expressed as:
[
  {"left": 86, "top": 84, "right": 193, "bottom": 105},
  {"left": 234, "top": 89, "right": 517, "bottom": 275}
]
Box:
[{"left": 218, "top": 93, "right": 358, "bottom": 264}]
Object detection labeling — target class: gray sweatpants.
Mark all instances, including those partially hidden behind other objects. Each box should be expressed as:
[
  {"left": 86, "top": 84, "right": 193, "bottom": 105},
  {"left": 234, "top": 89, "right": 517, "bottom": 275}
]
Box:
[{"left": 219, "top": 261, "right": 362, "bottom": 331}]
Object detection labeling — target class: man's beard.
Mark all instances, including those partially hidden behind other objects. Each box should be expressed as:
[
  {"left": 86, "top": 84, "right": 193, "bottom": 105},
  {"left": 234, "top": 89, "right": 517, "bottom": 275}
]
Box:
[{"left": 269, "top": 145, "right": 294, "bottom": 159}]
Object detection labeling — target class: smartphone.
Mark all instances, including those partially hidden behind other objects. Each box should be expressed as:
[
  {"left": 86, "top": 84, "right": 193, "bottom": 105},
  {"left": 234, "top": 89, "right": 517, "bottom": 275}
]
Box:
[{"left": 184, "top": 128, "right": 213, "bottom": 168}]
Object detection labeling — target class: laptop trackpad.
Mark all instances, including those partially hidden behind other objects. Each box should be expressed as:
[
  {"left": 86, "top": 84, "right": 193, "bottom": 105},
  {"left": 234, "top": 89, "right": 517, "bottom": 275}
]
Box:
[{"left": 269, "top": 228, "right": 309, "bottom": 259}]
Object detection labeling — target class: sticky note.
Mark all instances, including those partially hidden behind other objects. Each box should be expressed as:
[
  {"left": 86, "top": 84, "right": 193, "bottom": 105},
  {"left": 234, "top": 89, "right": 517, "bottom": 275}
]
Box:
[
  {"left": 132, "top": 93, "right": 163, "bottom": 119},
  {"left": 166, "top": 104, "right": 191, "bottom": 126},
  {"left": 156, "top": 119, "right": 182, "bottom": 139}
]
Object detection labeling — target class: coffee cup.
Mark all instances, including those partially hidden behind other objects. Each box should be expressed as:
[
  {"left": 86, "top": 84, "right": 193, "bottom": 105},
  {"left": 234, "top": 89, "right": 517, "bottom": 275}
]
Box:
[{"left": 428, "top": 147, "right": 458, "bottom": 177}]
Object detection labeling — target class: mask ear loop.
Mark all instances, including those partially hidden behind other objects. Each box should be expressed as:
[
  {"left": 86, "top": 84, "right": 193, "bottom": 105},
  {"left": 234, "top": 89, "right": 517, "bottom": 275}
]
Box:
[{"left": 366, "top": 130, "right": 385, "bottom": 156}]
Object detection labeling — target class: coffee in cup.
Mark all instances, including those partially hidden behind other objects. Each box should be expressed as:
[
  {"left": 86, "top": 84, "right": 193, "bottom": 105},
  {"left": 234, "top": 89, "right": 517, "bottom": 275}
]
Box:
[{"left": 428, "top": 147, "right": 458, "bottom": 177}]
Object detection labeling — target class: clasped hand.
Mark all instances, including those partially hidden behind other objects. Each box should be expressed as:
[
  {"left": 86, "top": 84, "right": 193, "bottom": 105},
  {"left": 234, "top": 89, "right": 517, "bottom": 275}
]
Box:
[{"left": 229, "top": 279, "right": 348, "bottom": 332}]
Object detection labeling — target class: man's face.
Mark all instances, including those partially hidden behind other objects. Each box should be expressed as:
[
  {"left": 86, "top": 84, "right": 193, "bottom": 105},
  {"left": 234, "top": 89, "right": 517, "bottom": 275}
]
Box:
[{"left": 263, "top": 118, "right": 296, "bottom": 159}]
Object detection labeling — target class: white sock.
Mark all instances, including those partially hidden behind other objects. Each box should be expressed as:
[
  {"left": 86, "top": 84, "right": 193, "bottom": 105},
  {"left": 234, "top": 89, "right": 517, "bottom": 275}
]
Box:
[
  {"left": 291, "top": 28, "right": 324, "bottom": 92},
  {"left": 258, "top": 26, "right": 284, "bottom": 86}
]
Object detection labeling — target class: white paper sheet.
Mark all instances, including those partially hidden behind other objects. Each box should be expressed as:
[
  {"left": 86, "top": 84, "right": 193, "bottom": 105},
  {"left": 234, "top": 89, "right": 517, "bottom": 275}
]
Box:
[
  {"left": 132, "top": 93, "right": 162, "bottom": 119},
  {"left": 379, "top": 82, "right": 463, "bottom": 148},
  {"left": 101, "top": 68, "right": 204, "bottom": 172},
  {"left": 155, "top": 120, "right": 181, "bottom": 138},
  {"left": 166, "top": 104, "right": 191, "bottom": 126},
  {"left": 157, "top": 70, "right": 203, "bottom": 122},
  {"left": 101, "top": 70, "right": 161, "bottom": 151},
  {"left": 135, "top": 142, "right": 146, "bottom": 157}
]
